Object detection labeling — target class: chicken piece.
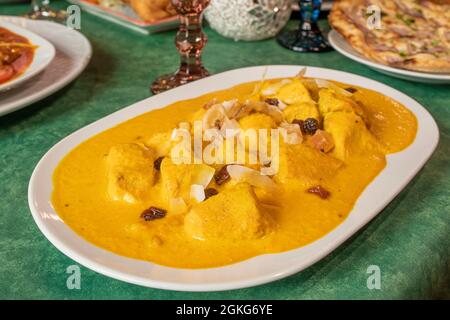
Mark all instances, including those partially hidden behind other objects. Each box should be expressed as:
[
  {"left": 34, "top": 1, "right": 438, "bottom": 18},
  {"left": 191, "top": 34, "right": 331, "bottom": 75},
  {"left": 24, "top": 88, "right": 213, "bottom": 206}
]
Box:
[
  {"left": 276, "top": 78, "right": 314, "bottom": 105},
  {"left": 276, "top": 143, "right": 343, "bottom": 189},
  {"left": 184, "top": 183, "right": 271, "bottom": 241},
  {"left": 106, "top": 143, "right": 156, "bottom": 203},
  {"left": 238, "top": 113, "right": 276, "bottom": 130},
  {"left": 323, "top": 112, "right": 384, "bottom": 161},
  {"left": 318, "top": 88, "right": 365, "bottom": 119},
  {"left": 144, "top": 130, "right": 173, "bottom": 157},
  {"left": 261, "top": 78, "right": 314, "bottom": 105},
  {"left": 282, "top": 102, "right": 320, "bottom": 123},
  {"left": 160, "top": 157, "right": 193, "bottom": 202}
]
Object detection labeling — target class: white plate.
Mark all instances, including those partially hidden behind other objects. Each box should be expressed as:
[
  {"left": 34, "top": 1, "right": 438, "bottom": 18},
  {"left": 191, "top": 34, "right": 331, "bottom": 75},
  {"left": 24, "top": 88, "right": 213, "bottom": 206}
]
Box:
[
  {"left": 28, "top": 65, "right": 439, "bottom": 292},
  {"left": 0, "top": 21, "right": 55, "bottom": 92},
  {"left": 0, "top": 17, "right": 92, "bottom": 116},
  {"left": 328, "top": 29, "right": 450, "bottom": 84}
]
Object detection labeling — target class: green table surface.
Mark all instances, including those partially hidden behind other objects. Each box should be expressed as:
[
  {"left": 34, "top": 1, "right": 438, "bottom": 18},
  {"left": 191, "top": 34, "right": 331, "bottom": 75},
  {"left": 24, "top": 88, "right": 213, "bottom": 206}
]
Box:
[{"left": 0, "top": 2, "right": 449, "bottom": 300}]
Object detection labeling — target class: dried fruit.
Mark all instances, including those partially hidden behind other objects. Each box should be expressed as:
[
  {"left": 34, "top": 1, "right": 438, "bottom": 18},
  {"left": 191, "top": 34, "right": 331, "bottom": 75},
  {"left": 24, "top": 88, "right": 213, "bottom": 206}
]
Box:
[
  {"left": 214, "top": 165, "right": 230, "bottom": 185},
  {"left": 309, "top": 129, "right": 334, "bottom": 153},
  {"left": 153, "top": 156, "right": 164, "bottom": 171},
  {"left": 265, "top": 98, "right": 279, "bottom": 106},
  {"left": 204, "top": 188, "right": 219, "bottom": 199},
  {"left": 307, "top": 185, "right": 330, "bottom": 199},
  {"left": 303, "top": 118, "right": 319, "bottom": 135},
  {"left": 141, "top": 207, "right": 167, "bottom": 221}
]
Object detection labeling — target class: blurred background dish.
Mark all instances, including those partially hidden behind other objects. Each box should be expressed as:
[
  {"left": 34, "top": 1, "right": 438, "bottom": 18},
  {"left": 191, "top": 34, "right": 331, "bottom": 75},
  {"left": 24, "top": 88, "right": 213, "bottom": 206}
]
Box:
[
  {"left": 0, "top": 21, "right": 56, "bottom": 92},
  {"left": 0, "top": 16, "right": 91, "bottom": 116},
  {"left": 67, "top": 0, "right": 178, "bottom": 34},
  {"left": 328, "top": 29, "right": 450, "bottom": 84},
  {"left": 328, "top": 0, "right": 450, "bottom": 75}
]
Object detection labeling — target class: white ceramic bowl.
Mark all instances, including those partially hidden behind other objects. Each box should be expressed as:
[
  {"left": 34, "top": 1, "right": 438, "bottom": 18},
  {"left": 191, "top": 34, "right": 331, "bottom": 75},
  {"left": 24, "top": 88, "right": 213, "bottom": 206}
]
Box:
[{"left": 28, "top": 65, "right": 439, "bottom": 292}]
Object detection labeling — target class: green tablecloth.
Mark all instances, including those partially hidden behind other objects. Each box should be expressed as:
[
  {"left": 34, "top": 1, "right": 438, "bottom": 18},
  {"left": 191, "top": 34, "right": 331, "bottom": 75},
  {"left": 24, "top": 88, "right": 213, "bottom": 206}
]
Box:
[{"left": 0, "top": 2, "right": 449, "bottom": 300}]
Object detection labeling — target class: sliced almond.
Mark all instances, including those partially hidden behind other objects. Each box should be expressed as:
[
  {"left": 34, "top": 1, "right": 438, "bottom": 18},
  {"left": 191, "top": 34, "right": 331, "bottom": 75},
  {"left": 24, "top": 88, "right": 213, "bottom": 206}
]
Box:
[
  {"left": 220, "top": 117, "right": 241, "bottom": 138},
  {"left": 203, "top": 104, "right": 227, "bottom": 130},
  {"left": 222, "top": 99, "right": 238, "bottom": 111},
  {"left": 261, "top": 79, "right": 293, "bottom": 96},
  {"left": 315, "top": 79, "right": 353, "bottom": 97},
  {"left": 295, "top": 67, "right": 307, "bottom": 79},
  {"left": 227, "top": 165, "right": 279, "bottom": 192},
  {"left": 280, "top": 122, "right": 303, "bottom": 144},
  {"left": 265, "top": 105, "right": 284, "bottom": 124},
  {"left": 190, "top": 184, "right": 206, "bottom": 203},
  {"left": 203, "top": 98, "right": 218, "bottom": 110}
]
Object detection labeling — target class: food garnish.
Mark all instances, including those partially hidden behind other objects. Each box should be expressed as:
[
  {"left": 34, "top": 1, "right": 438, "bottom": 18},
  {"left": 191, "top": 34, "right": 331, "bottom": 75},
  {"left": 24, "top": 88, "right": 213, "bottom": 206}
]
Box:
[
  {"left": 345, "top": 87, "right": 357, "bottom": 93},
  {"left": 204, "top": 188, "right": 219, "bottom": 199},
  {"left": 307, "top": 185, "right": 330, "bottom": 199},
  {"left": 190, "top": 184, "right": 206, "bottom": 203},
  {"left": 265, "top": 98, "right": 279, "bottom": 106},
  {"left": 309, "top": 130, "right": 334, "bottom": 153},
  {"left": 153, "top": 156, "right": 164, "bottom": 171},
  {"left": 302, "top": 118, "right": 319, "bottom": 135},
  {"left": 140, "top": 206, "right": 167, "bottom": 221},
  {"left": 227, "top": 165, "right": 278, "bottom": 192},
  {"left": 214, "top": 165, "right": 230, "bottom": 185}
]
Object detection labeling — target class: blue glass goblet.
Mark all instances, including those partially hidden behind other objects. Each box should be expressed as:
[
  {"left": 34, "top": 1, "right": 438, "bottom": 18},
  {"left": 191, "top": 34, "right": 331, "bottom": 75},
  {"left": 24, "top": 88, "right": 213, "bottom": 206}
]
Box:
[{"left": 277, "top": 0, "right": 331, "bottom": 52}]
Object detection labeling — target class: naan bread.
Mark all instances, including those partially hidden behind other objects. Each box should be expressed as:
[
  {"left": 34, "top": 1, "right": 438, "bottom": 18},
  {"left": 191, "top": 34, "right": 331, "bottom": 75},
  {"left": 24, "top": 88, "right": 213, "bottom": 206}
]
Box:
[{"left": 329, "top": 0, "right": 450, "bottom": 73}]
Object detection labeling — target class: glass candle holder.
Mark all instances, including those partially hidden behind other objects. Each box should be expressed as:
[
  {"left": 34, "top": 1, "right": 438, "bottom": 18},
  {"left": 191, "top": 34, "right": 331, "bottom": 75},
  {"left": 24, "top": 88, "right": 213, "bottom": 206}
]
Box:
[
  {"left": 151, "top": 0, "right": 210, "bottom": 94},
  {"left": 277, "top": 0, "right": 331, "bottom": 52},
  {"left": 26, "top": 0, "right": 67, "bottom": 22}
]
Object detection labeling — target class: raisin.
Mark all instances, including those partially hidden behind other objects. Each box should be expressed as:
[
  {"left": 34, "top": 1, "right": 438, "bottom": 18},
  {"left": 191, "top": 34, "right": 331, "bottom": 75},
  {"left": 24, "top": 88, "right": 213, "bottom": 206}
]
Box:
[
  {"left": 345, "top": 87, "right": 357, "bottom": 93},
  {"left": 141, "top": 207, "right": 167, "bottom": 221},
  {"left": 204, "top": 188, "right": 219, "bottom": 199},
  {"left": 307, "top": 185, "right": 330, "bottom": 199},
  {"left": 303, "top": 118, "right": 319, "bottom": 135},
  {"left": 214, "top": 165, "right": 230, "bottom": 185},
  {"left": 153, "top": 156, "right": 164, "bottom": 171},
  {"left": 265, "top": 98, "right": 279, "bottom": 106}
]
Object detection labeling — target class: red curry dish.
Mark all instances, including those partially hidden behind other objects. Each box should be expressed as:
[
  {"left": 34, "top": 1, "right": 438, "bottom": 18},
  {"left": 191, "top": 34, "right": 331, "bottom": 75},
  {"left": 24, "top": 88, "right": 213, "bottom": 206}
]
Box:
[{"left": 0, "top": 27, "right": 35, "bottom": 85}]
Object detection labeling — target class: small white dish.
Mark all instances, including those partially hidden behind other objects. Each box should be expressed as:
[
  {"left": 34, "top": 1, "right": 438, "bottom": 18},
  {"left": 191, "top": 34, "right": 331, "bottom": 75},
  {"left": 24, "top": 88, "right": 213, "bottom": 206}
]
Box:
[
  {"left": 0, "top": 17, "right": 92, "bottom": 117},
  {"left": 328, "top": 29, "right": 450, "bottom": 84},
  {"left": 28, "top": 65, "right": 439, "bottom": 292},
  {"left": 0, "top": 21, "right": 55, "bottom": 92}
]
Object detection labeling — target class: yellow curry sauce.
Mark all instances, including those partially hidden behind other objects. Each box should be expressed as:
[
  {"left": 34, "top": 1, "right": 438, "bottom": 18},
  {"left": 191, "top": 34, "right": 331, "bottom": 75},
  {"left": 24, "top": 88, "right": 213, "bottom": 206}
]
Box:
[{"left": 52, "top": 78, "right": 417, "bottom": 268}]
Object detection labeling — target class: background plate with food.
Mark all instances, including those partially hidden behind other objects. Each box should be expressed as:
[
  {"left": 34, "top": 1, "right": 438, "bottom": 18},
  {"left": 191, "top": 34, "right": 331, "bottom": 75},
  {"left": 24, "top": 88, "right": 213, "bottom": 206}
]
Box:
[
  {"left": 28, "top": 65, "right": 438, "bottom": 291},
  {"left": 328, "top": 30, "right": 450, "bottom": 84},
  {"left": 328, "top": 0, "right": 450, "bottom": 82},
  {"left": 0, "top": 21, "right": 55, "bottom": 92},
  {"left": 0, "top": 17, "right": 91, "bottom": 117},
  {"left": 68, "top": 0, "right": 178, "bottom": 34}
]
